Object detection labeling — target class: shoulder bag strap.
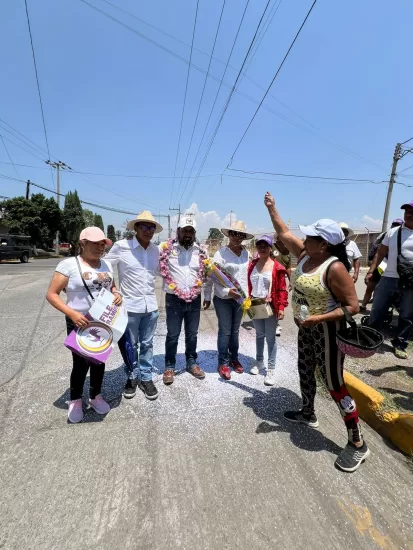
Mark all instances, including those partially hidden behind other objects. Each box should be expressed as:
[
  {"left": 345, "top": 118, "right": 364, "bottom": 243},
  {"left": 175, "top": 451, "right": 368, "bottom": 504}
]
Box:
[
  {"left": 397, "top": 226, "right": 402, "bottom": 257},
  {"left": 75, "top": 255, "right": 95, "bottom": 302}
]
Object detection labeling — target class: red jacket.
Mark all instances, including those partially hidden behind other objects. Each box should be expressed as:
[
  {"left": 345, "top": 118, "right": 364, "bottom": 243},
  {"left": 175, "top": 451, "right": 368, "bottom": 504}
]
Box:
[{"left": 247, "top": 259, "right": 288, "bottom": 314}]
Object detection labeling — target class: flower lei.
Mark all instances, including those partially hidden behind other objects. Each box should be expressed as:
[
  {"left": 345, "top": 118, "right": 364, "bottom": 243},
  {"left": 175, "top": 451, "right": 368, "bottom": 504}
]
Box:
[{"left": 159, "top": 239, "right": 208, "bottom": 302}]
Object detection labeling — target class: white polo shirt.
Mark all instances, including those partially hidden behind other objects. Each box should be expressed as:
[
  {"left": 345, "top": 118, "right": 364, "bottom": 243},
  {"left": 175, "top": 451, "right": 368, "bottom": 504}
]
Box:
[
  {"left": 104, "top": 238, "right": 160, "bottom": 313},
  {"left": 382, "top": 225, "right": 413, "bottom": 278}
]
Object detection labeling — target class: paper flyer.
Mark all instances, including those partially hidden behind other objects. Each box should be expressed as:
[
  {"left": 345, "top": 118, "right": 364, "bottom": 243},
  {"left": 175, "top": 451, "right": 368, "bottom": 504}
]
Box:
[{"left": 64, "top": 288, "right": 128, "bottom": 364}]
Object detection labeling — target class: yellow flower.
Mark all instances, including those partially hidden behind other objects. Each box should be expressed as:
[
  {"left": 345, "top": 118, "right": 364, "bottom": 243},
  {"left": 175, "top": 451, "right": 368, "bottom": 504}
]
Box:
[
  {"left": 203, "top": 259, "right": 212, "bottom": 266},
  {"left": 160, "top": 242, "right": 168, "bottom": 250},
  {"left": 168, "top": 283, "right": 176, "bottom": 290},
  {"left": 196, "top": 279, "right": 203, "bottom": 287},
  {"left": 242, "top": 297, "right": 252, "bottom": 313}
]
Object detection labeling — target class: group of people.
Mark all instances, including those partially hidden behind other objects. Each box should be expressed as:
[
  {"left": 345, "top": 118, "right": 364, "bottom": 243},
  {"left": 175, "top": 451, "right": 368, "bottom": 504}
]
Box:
[{"left": 45, "top": 192, "right": 413, "bottom": 473}]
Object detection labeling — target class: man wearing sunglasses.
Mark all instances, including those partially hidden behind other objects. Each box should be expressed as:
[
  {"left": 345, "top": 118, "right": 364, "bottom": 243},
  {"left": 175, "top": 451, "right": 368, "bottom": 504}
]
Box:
[{"left": 105, "top": 211, "right": 162, "bottom": 400}]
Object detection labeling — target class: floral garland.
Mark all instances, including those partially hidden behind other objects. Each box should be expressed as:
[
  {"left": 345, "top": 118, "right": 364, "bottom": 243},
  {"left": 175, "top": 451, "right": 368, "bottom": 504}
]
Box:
[{"left": 159, "top": 239, "right": 208, "bottom": 302}]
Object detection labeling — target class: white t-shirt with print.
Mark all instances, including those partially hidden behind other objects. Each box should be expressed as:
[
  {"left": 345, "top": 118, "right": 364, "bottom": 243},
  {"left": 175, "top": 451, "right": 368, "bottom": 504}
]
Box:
[
  {"left": 346, "top": 240, "right": 362, "bottom": 264},
  {"left": 56, "top": 257, "right": 113, "bottom": 313},
  {"left": 382, "top": 225, "right": 413, "bottom": 278}
]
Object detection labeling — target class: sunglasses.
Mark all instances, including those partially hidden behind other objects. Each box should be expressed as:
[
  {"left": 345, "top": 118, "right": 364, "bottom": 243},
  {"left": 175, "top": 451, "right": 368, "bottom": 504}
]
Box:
[
  {"left": 229, "top": 231, "right": 246, "bottom": 239},
  {"left": 137, "top": 224, "right": 156, "bottom": 233}
]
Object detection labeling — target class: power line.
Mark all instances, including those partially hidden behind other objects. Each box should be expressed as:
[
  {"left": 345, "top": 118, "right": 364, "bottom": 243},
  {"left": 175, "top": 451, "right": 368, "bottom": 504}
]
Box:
[
  {"left": 175, "top": 0, "right": 227, "bottom": 204},
  {"left": 228, "top": 0, "right": 318, "bottom": 164},
  {"left": 224, "top": 174, "right": 384, "bottom": 185},
  {"left": 401, "top": 136, "right": 413, "bottom": 146},
  {"left": 24, "top": 0, "right": 55, "bottom": 190},
  {"left": 183, "top": 0, "right": 274, "bottom": 205},
  {"left": 398, "top": 163, "right": 413, "bottom": 174},
  {"left": 0, "top": 133, "right": 46, "bottom": 162},
  {"left": 227, "top": 167, "right": 380, "bottom": 183},
  {"left": 168, "top": 0, "right": 200, "bottom": 208},
  {"left": 0, "top": 118, "right": 50, "bottom": 157},
  {"left": 177, "top": 0, "right": 251, "bottom": 205},
  {"left": 0, "top": 136, "right": 21, "bottom": 180},
  {"left": 87, "top": 0, "right": 385, "bottom": 173}
]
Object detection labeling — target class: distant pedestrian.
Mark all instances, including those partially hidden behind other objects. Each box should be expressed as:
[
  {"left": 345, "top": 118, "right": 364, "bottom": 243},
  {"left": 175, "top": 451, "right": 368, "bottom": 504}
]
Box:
[
  {"left": 46, "top": 227, "right": 122, "bottom": 423},
  {"left": 160, "top": 216, "right": 212, "bottom": 385},
  {"left": 105, "top": 211, "right": 162, "bottom": 401},
  {"left": 248, "top": 235, "right": 288, "bottom": 386},
  {"left": 273, "top": 234, "right": 292, "bottom": 336},
  {"left": 339, "top": 223, "right": 362, "bottom": 283},
  {"left": 265, "top": 192, "right": 370, "bottom": 473},
  {"left": 213, "top": 221, "right": 253, "bottom": 380},
  {"left": 360, "top": 218, "right": 403, "bottom": 310},
  {"left": 367, "top": 202, "right": 413, "bottom": 359}
]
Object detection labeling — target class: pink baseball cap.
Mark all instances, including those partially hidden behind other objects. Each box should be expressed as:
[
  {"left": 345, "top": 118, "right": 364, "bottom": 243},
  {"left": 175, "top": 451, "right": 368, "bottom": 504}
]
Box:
[{"left": 79, "top": 226, "right": 112, "bottom": 246}]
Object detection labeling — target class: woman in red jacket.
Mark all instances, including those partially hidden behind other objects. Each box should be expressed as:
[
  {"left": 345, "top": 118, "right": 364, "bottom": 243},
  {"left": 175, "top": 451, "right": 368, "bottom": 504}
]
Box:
[{"left": 247, "top": 235, "right": 288, "bottom": 385}]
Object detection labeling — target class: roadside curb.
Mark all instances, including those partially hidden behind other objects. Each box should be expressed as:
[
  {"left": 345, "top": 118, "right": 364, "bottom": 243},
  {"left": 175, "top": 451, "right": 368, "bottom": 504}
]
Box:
[{"left": 344, "top": 371, "right": 413, "bottom": 455}]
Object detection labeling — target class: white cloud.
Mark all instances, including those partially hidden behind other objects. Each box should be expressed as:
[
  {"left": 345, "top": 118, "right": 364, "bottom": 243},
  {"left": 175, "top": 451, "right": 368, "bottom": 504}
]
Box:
[{"left": 360, "top": 215, "right": 383, "bottom": 231}]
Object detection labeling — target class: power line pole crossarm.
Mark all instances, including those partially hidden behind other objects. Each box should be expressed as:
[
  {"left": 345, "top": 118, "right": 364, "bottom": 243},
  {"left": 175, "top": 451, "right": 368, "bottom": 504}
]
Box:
[{"left": 382, "top": 143, "right": 402, "bottom": 232}]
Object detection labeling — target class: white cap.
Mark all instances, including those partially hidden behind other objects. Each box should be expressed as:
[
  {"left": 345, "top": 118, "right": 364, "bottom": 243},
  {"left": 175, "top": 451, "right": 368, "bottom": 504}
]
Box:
[
  {"left": 299, "top": 219, "right": 345, "bottom": 246},
  {"left": 179, "top": 216, "right": 196, "bottom": 230}
]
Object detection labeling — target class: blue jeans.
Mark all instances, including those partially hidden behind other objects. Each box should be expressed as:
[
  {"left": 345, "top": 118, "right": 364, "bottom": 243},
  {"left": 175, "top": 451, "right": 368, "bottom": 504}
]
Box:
[
  {"left": 118, "top": 311, "right": 159, "bottom": 381},
  {"left": 253, "top": 315, "right": 278, "bottom": 368},
  {"left": 369, "top": 276, "right": 413, "bottom": 350},
  {"left": 165, "top": 294, "right": 201, "bottom": 369},
  {"left": 213, "top": 296, "right": 243, "bottom": 365}
]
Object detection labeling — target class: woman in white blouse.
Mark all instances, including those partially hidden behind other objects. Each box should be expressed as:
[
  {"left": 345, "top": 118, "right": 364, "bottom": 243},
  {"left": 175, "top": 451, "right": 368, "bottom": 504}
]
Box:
[{"left": 213, "top": 221, "right": 253, "bottom": 381}]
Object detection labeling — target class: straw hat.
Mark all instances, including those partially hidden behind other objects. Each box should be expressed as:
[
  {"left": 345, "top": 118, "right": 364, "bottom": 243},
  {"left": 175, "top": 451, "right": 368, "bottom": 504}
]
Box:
[
  {"left": 221, "top": 220, "right": 253, "bottom": 240},
  {"left": 338, "top": 222, "right": 354, "bottom": 237},
  {"left": 126, "top": 210, "right": 163, "bottom": 233}
]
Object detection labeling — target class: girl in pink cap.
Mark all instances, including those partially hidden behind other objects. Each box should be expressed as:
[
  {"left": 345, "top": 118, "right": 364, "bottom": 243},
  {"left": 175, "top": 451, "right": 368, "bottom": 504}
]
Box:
[{"left": 46, "top": 227, "right": 122, "bottom": 423}]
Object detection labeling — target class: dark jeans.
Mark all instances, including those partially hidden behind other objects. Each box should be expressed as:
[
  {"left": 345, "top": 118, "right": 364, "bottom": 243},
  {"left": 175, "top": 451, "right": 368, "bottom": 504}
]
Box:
[
  {"left": 213, "top": 296, "right": 243, "bottom": 365},
  {"left": 66, "top": 317, "right": 105, "bottom": 400},
  {"left": 369, "top": 277, "right": 413, "bottom": 350},
  {"left": 165, "top": 294, "right": 201, "bottom": 369}
]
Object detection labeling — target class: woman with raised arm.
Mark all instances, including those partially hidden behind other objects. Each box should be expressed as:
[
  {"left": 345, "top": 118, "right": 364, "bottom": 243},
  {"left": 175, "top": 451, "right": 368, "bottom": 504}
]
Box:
[{"left": 264, "top": 192, "right": 369, "bottom": 473}]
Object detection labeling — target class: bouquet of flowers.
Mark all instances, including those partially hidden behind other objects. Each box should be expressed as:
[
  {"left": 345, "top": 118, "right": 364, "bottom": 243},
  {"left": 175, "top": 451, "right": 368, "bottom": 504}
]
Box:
[{"left": 203, "top": 260, "right": 252, "bottom": 316}]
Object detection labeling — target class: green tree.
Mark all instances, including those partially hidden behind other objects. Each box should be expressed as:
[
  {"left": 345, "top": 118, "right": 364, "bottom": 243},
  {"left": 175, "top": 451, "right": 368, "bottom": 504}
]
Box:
[
  {"left": 82, "top": 209, "right": 95, "bottom": 227},
  {"left": 93, "top": 213, "right": 104, "bottom": 231},
  {"left": 62, "top": 190, "right": 84, "bottom": 249},
  {"left": 107, "top": 224, "right": 116, "bottom": 242},
  {"left": 1, "top": 194, "right": 61, "bottom": 248},
  {"left": 208, "top": 228, "right": 224, "bottom": 241}
]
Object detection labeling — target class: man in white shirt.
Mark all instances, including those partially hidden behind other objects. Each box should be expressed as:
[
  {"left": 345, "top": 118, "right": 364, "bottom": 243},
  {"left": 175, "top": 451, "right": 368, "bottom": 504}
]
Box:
[
  {"left": 105, "top": 211, "right": 161, "bottom": 400},
  {"left": 160, "top": 217, "right": 212, "bottom": 385},
  {"left": 367, "top": 201, "right": 413, "bottom": 359},
  {"left": 339, "top": 223, "right": 362, "bottom": 283}
]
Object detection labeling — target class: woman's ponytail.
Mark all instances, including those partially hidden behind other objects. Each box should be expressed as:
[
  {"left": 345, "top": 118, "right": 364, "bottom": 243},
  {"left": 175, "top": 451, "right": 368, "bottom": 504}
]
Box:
[{"left": 327, "top": 241, "right": 350, "bottom": 272}]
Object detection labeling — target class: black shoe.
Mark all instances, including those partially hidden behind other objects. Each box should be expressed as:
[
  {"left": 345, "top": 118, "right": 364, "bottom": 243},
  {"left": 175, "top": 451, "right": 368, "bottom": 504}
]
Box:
[
  {"left": 139, "top": 380, "right": 159, "bottom": 400},
  {"left": 284, "top": 410, "right": 319, "bottom": 428},
  {"left": 335, "top": 441, "right": 370, "bottom": 472},
  {"left": 123, "top": 378, "right": 138, "bottom": 399}
]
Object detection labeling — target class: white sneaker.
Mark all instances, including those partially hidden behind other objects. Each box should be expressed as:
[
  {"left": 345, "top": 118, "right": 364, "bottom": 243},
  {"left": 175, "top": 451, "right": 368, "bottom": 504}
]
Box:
[
  {"left": 88, "top": 395, "right": 110, "bottom": 415},
  {"left": 250, "top": 361, "right": 264, "bottom": 375},
  {"left": 68, "top": 399, "right": 84, "bottom": 423},
  {"left": 276, "top": 325, "right": 281, "bottom": 336},
  {"left": 264, "top": 369, "right": 276, "bottom": 386}
]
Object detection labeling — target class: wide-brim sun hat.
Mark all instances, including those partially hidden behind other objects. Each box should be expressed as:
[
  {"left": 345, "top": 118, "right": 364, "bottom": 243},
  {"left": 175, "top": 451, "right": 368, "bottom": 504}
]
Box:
[
  {"left": 336, "top": 308, "right": 383, "bottom": 359},
  {"left": 338, "top": 222, "right": 354, "bottom": 237},
  {"left": 221, "top": 220, "right": 253, "bottom": 240},
  {"left": 126, "top": 210, "right": 163, "bottom": 233},
  {"left": 79, "top": 227, "right": 112, "bottom": 246},
  {"left": 299, "top": 219, "right": 345, "bottom": 246}
]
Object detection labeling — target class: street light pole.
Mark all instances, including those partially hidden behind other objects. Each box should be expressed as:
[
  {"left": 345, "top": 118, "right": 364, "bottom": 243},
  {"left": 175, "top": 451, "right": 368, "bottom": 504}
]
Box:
[
  {"left": 46, "top": 160, "right": 72, "bottom": 254},
  {"left": 382, "top": 144, "right": 402, "bottom": 232}
]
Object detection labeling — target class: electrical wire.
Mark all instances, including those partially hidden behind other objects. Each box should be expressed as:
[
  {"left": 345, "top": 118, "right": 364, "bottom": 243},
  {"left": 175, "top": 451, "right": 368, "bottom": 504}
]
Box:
[
  {"left": 228, "top": 0, "right": 318, "bottom": 165},
  {"left": 401, "top": 136, "right": 413, "bottom": 146},
  {"left": 183, "top": 0, "right": 274, "bottom": 205},
  {"left": 398, "top": 163, "right": 413, "bottom": 174},
  {"left": 175, "top": 0, "right": 227, "bottom": 204},
  {"left": 168, "top": 0, "right": 200, "bottom": 208},
  {"left": 24, "top": 0, "right": 55, "bottom": 190},
  {"left": 0, "top": 134, "right": 47, "bottom": 162},
  {"left": 227, "top": 167, "right": 379, "bottom": 183},
  {"left": 0, "top": 136, "right": 21, "bottom": 180}
]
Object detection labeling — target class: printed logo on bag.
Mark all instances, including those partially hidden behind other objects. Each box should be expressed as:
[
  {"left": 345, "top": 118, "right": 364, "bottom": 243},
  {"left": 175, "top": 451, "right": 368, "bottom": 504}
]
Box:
[{"left": 76, "top": 321, "right": 113, "bottom": 356}]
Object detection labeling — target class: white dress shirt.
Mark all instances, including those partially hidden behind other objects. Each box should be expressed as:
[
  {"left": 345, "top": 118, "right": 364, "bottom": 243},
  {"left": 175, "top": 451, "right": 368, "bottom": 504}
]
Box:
[
  {"left": 163, "top": 241, "right": 212, "bottom": 301},
  {"left": 212, "top": 246, "right": 249, "bottom": 299},
  {"left": 105, "top": 237, "right": 160, "bottom": 313},
  {"left": 250, "top": 266, "right": 272, "bottom": 298}
]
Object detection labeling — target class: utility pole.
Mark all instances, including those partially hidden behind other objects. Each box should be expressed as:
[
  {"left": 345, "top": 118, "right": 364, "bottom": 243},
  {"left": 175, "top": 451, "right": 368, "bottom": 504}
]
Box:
[
  {"left": 229, "top": 210, "right": 234, "bottom": 226},
  {"left": 167, "top": 215, "right": 171, "bottom": 239},
  {"left": 169, "top": 205, "right": 181, "bottom": 236},
  {"left": 25, "top": 180, "right": 31, "bottom": 200},
  {"left": 46, "top": 160, "right": 72, "bottom": 253},
  {"left": 382, "top": 143, "right": 402, "bottom": 232}
]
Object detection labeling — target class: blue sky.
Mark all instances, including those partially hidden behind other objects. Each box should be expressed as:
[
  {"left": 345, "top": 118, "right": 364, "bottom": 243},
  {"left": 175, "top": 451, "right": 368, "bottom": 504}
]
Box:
[{"left": 1, "top": 0, "right": 413, "bottom": 239}]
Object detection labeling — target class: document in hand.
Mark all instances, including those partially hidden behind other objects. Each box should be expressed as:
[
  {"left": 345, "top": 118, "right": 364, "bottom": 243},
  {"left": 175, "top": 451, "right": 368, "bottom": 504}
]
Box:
[{"left": 64, "top": 288, "right": 128, "bottom": 364}]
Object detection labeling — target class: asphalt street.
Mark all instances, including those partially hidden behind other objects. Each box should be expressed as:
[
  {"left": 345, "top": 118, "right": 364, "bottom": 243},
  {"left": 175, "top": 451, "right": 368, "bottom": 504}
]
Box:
[{"left": 0, "top": 259, "right": 412, "bottom": 550}]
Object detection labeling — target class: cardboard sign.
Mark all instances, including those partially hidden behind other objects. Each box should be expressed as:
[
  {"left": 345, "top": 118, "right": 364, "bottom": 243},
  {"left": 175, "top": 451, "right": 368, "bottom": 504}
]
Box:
[{"left": 64, "top": 288, "right": 128, "bottom": 364}]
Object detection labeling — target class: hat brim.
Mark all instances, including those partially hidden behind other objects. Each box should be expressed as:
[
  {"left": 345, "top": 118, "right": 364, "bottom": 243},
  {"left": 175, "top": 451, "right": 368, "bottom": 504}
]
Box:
[
  {"left": 401, "top": 204, "right": 413, "bottom": 210},
  {"left": 221, "top": 228, "right": 254, "bottom": 240},
  {"left": 127, "top": 219, "right": 163, "bottom": 233},
  {"left": 299, "top": 224, "right": 320, "bottom": 238},
  {"left": 343, "top": 228, "right": 354, "bottom": 237}
]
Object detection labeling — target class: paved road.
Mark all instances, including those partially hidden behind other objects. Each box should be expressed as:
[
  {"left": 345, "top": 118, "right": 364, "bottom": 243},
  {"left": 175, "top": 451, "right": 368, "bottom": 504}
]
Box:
[{"left": 1, "top": 260, "right": 412, "bottom": 550}]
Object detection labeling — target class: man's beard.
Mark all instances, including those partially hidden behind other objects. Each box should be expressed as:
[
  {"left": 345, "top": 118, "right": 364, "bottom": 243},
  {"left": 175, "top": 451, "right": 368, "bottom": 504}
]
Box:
[{"left": 179, "top": 237, "right": 194, "bottom": 249}]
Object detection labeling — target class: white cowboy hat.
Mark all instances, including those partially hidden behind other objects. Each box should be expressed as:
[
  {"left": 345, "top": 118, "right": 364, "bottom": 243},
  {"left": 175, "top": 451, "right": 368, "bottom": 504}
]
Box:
[
  {"left": 338, "top": 222, "right": 354, "bottom": 237},
  {"left": 126, "top": 210, "right": 163, "bottom": 233},
  {"left": 221, "top": 220, "right": 253, "bottom": 240}
]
